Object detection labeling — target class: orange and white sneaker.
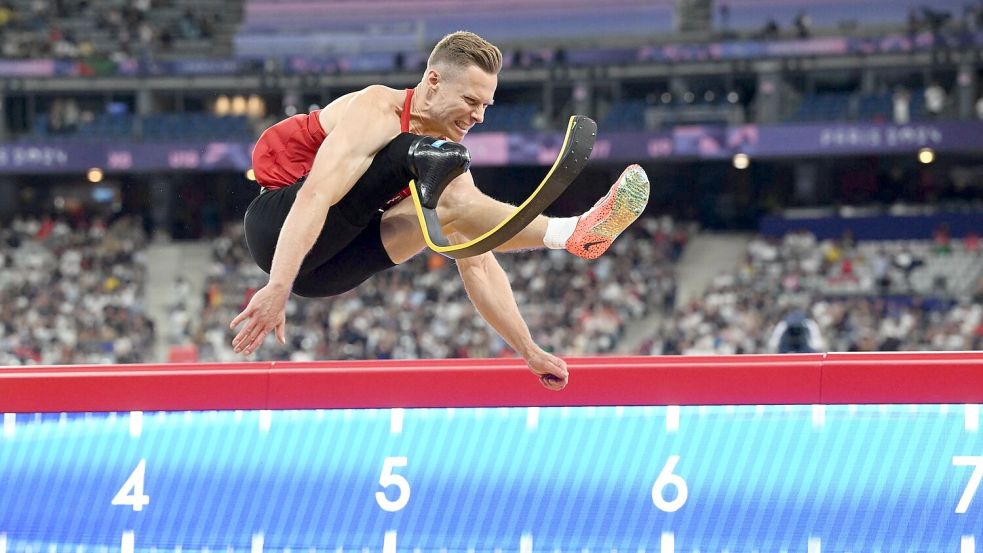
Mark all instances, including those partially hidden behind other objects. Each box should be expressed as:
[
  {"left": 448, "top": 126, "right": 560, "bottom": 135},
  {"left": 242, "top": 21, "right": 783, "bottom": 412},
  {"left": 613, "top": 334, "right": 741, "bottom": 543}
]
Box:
[{"left": 566, "top": 164, "right": 650, "bottom": 260}]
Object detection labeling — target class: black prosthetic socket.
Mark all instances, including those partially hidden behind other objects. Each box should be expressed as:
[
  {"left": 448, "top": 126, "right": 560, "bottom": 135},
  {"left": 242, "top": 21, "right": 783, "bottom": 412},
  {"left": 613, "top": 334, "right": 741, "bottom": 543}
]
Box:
[
  {"left": 335, "top": 132, "right": 418, "bottom": 225},
  {"left": 407, "top": 136, "right": 471, "bottom": 209}
]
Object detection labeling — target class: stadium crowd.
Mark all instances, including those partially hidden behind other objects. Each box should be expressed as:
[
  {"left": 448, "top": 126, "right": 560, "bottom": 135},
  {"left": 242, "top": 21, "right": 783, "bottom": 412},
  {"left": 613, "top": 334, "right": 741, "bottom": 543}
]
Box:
[
  {"left": 186, "top": 217, "right": 686, "bottom": 362},
  {"left": 0, "top": 214, "right": 156, "bottom": 365},
  {"left": 638, "top": 229, "right": 983, "bottom": 355},
  {"left": 2, "top": 208, "right": 981, "bottom": 366},
  {"left": 0, "top": 0, "right": 221, "bottom": 61}
]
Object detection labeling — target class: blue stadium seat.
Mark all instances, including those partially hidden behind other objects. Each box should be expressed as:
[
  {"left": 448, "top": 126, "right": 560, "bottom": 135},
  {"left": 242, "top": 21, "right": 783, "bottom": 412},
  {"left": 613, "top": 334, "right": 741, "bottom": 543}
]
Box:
[{"left": 600, "top": 100, "right": 647, "bottom": 131}]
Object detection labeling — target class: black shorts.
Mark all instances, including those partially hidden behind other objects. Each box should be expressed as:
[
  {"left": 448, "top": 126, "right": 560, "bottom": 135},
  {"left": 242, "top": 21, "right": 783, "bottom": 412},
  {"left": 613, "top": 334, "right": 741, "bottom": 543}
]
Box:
[{"left": 243, "top": 132, "right": 418, "bottom": 298}]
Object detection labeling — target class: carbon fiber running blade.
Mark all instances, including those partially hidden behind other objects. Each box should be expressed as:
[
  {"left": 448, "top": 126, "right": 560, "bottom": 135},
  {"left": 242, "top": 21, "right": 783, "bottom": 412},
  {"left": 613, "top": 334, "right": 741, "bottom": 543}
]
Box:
[{"left": 420, "top": 115, "right": 597, "bottom": 259}]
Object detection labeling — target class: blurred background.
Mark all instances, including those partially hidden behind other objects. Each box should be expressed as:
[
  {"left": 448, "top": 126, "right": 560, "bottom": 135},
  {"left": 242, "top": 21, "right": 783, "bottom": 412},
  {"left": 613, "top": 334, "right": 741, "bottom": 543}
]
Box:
[{"left": 0, "top": 0, "right": 981, "bottom": 365}]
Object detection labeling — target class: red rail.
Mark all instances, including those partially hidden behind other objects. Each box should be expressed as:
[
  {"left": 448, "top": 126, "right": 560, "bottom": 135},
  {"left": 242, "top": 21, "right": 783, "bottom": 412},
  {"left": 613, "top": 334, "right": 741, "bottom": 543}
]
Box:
[{"left": 1, "top": 352, "right": 981, "bottom": 412}]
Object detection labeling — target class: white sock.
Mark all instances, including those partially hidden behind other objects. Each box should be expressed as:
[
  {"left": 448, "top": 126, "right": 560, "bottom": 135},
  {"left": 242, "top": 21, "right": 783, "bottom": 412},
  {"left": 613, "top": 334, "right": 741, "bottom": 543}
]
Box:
[{"left": 543, "top": 216, "right": 578, "bottom": 249}]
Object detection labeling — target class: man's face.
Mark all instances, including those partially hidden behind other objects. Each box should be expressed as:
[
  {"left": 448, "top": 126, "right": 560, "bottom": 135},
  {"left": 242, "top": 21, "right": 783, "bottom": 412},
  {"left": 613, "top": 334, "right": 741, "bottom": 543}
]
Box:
[{"left": 430, "top": 64, "right": 497, "bottom": 141}]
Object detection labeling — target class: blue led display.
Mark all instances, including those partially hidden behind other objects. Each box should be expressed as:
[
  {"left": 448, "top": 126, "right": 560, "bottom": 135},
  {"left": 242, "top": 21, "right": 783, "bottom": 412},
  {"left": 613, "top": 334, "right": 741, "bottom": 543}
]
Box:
[{"left": 1, "top": 405, "right": 981, "bottom": 552}]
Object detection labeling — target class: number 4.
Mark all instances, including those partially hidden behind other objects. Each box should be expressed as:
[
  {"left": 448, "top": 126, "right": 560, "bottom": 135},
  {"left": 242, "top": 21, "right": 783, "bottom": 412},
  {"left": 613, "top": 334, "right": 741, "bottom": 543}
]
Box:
[
  {"left": 112, "top": 459, "right": 150, "bottom": 512},
  {"left": 953, "top": 456, "right": 983, "bottom": 514}
]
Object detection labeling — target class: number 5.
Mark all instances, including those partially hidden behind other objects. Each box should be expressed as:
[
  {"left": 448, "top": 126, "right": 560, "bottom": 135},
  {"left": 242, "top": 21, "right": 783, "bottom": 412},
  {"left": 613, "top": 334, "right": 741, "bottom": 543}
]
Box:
[
  {"left": 375, "top": 456, "right": 410, "bottom": 512},
  {"left": 953, "top": 456, "right": 983, "bottom": 514}
]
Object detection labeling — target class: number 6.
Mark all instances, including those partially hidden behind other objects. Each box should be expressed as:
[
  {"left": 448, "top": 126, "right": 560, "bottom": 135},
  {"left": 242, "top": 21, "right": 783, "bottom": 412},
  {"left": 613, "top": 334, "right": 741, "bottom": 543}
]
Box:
[
  {"left": 375, "top": 456, "right": 410, "bottom": 512},
  {"left": 652, "top": 455, "right": 688, "bottom": 512}
]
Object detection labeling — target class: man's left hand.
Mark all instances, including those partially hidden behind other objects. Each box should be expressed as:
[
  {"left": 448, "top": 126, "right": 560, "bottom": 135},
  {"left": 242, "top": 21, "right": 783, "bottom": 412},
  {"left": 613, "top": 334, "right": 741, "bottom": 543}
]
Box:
[{"left": 524, "top": 348, "right": 569, "bottom": 391}]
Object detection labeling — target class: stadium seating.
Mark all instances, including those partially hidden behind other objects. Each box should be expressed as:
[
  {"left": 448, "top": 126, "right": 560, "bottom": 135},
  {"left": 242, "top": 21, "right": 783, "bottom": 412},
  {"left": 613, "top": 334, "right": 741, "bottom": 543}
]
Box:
[
  {"left": 0, "top": 216, "right": 156, "bottom": 365},
  {"left": 637, "top": 231, "right": 983, "bottom": 355},
  {"left": 788, "top": 92, "right": 853, "bottom": 122},
  {"left": 473, "top": 103, "right": 541, "bottom": 133},
  {"left": 789, "top": 89, "right": 931, "bottom": 123},
  {"left": 31, "top": 113, "right": 252, "bottom": 142}
]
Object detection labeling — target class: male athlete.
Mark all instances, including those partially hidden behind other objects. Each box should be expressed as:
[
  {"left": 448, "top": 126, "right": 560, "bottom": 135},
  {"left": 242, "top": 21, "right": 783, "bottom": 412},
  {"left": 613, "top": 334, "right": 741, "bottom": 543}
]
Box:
[{"left": 230, "top": 31, "right": 650, "bottom": 390}]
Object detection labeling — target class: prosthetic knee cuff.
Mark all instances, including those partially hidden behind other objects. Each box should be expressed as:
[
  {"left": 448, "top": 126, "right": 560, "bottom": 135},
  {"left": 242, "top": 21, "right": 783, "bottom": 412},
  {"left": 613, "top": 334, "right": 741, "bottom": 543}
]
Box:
[{"left": 407, "top": 136, "right": 471, "bottom": 209}]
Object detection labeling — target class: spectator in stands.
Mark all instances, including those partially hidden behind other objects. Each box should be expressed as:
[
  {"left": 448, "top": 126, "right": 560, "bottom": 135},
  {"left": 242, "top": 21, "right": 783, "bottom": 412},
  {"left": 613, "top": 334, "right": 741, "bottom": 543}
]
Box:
[
  {"left": 718, "top": 2, "right": 731, "bottom": 35},
  {"left": 920, "top": 6, "right": 953, "bottom": 32},
  {"left": 893, "top": 86, "right": 911, "bottom": 124},
  {"left": 907, "top": 8, "right": 923, "bottom": 36},
  {"left": 924, "top": 80, "right": 947, "bottom": 118},
  {"left": 768, "top": 309, "right": 825, "bottom": 353},
  {"left": 963, "top": 2, "right": 980, "bottom": 31},
  {"left": 975, "top": 95, "right": 983, "bottom": 120},
  {"left": 757, "top": 18, "right": 780, "bottom": 39},
  {"left": 974, "top": 275, "right": 983, "bottom": 303},
  {"left": 0, "top": 2, "right": 12, "bottom": 28},
  {"left": 933, "top": 223, "right": 952, "bottom": 254},
  {"left": 892, "top": 246, "right": 925, "bottom": 290},
  {"left": 793, "top": 11, "right": 812, "bottom": 39},
  {"left": 965, "top": 232, "right": 980, "bottom": 253}
]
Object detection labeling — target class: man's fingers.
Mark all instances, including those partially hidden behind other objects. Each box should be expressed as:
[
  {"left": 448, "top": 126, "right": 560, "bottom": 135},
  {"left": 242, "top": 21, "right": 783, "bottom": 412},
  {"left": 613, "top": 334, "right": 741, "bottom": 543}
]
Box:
[
  {"left": 243, "top": 329, "right": 269, "bottom": 355},
  {"left": 234, "top": 322, "right": 262, "bottom": 353},
  {"left": 275, "top": 322, "right": 286, "bottom": 345},
  {"left": 540, "top": 373, "right": 567, "bottom": 391},
  {"left": 230, "top": 308, "right": 251, "bottom": 330},
  {"left": 551, "top": 357, "right": 569, "bottom": 377}
]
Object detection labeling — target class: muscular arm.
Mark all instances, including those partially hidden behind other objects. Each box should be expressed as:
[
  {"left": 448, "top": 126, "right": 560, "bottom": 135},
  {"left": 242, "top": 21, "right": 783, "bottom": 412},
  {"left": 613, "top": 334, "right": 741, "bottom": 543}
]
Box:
[
  {"left": 453, "top": 234, "right": 569, "bottom": 390},
  {"left": 455, "top": 249, "right": 538, "bottom": 358},
  {"left": 267, "top": 88, "right": 398, "bottom": 290}
]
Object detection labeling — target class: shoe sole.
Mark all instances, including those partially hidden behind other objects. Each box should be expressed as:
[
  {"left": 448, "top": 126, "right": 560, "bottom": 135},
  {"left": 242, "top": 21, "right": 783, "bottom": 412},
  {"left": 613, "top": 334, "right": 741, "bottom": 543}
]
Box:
[{"left": 588, "top": 164, "right": 649, "bottom": 241}]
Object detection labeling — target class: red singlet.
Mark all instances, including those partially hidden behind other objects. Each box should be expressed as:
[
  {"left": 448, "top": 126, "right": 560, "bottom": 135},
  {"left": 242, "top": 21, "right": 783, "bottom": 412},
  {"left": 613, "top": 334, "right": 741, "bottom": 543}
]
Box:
[{"left": 251, "top": 88, "right": 415, "bottom": 210}]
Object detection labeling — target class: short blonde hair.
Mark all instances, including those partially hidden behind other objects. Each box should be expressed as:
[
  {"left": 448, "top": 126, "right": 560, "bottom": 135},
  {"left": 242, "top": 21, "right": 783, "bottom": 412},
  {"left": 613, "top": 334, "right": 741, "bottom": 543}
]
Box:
[{"left": 427, "top": 31, "right": 502, "bottom": 75}]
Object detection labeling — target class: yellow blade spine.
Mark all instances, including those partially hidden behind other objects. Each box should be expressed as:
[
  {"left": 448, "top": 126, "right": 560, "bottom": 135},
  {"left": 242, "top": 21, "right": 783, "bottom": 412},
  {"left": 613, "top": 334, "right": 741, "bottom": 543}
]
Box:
[{"left": 412, "top": 115, "right": 580, "bottom": 254}]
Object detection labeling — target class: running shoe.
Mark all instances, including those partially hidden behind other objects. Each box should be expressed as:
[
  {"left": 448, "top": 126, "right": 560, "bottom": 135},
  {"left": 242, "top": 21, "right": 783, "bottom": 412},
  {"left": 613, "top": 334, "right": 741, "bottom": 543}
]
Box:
[{"left": 566, "top": 164, "right": 650, "bottom": 260}]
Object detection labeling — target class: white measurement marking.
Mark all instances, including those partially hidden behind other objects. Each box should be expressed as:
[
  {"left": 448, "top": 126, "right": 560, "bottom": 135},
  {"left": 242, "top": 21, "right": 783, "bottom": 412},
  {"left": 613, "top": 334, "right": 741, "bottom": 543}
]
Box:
[
  {"left": 129, "top": 411, "right": 143, "bottom": 437},
  {"left": 383, "top": 531, "right": 397, "bottom": 553},
  {"left": 121, "top": 531, "right": 134, "bottom": 553},
  {"left": 390, "top": 409, "right": 404, "bottom": 434},
  {"left": 3, "top": 413, "right": 15, "bottom": 438},
  {"left": 661, "top": 532, "right": 674, "bottom": 553},
  {"left": 812, "top": 405, "right": 826, "bottom": 428},
  {"left": 520, "top": 534, "right": 533, "bottom": 553},
  {"left": 966, "top": 404, "right": 979, "bottom": 432},
  {"left": 666, "top": 406, "right": 680, "bottom": 433}
]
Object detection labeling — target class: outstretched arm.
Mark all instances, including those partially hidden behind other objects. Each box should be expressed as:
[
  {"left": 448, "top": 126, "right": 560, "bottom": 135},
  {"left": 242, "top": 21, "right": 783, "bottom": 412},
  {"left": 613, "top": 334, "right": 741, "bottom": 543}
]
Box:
[
  {"left": 455, "top": 246, "right": 569, "bottom": 390},
  {"left": 230, "top": 87, "right": 399, "bottom": 355}
]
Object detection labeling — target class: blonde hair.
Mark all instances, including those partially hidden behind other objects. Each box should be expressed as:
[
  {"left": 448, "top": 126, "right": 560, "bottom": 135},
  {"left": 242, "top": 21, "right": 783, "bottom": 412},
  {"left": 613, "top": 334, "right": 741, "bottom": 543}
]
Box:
[{"left": 427, "top": 31, "right": 502, "bottom": 75}]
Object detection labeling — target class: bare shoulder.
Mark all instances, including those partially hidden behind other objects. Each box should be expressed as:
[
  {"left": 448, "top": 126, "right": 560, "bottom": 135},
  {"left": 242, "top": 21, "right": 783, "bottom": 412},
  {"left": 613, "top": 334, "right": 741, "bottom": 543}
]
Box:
[{"left": 318, "top": 85, "right": 403, "bottom": 135}]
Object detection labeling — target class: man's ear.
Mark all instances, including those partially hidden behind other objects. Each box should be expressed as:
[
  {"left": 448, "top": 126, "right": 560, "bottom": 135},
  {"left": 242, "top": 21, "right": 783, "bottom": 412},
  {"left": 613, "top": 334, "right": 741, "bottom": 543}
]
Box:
[{"left": 426, "top": 68, "right": 441, "bottom": 92}]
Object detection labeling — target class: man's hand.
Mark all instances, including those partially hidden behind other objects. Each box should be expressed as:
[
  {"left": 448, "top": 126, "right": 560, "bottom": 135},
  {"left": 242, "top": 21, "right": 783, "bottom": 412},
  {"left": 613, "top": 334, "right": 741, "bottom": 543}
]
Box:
[
  {"left": 524, "top": 348, "right": 569, "bottom": 391},
  {"left": 229, "top": 283, "right": 290, "bottom": 355}
]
